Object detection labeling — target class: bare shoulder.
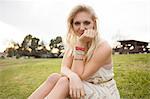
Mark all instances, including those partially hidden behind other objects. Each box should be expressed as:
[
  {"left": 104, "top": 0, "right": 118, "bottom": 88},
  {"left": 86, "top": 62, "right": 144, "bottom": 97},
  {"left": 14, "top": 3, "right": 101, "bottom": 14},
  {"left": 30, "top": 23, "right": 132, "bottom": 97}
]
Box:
[
  {"left": 95, "top": 40, "right": 111, "bottom": 53},
  {"left": 92, "top": 40, "right": 112, "bottom": 63},
  {"left": 81, "top": 40, "right": 112, "bottom": 80}
]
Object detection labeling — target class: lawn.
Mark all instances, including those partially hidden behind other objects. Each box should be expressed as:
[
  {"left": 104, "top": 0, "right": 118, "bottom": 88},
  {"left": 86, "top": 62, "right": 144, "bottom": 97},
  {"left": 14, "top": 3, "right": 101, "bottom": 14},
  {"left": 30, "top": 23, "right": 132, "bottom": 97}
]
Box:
[{"left": 0, "top": 54, "right": 150, "bottom": 99}]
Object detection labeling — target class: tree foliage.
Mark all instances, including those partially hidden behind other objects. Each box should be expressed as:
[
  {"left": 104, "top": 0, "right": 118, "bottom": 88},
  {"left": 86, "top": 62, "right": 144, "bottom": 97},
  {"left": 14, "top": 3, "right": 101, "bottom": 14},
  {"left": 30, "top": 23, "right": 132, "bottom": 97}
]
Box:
[{"left": 5, "top": 34, "right": 64, "bottom": 58}]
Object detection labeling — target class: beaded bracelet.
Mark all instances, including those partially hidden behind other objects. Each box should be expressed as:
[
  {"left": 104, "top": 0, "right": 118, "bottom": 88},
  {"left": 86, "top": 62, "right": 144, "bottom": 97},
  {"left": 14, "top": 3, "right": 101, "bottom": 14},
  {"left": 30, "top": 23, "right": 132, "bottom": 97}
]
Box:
[{"left": 75, "top": 46, "right": 86, "bottom": 51}]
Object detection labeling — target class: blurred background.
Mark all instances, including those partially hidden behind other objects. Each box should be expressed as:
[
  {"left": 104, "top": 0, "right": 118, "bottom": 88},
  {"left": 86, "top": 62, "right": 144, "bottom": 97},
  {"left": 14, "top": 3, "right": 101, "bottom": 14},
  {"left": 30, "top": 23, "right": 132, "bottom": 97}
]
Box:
[
  {"left": 0, "top": 0, "right": 150, "bottom": 58},
  {"left": 0, "top": 0, "right": 150, "bottom": 98}
]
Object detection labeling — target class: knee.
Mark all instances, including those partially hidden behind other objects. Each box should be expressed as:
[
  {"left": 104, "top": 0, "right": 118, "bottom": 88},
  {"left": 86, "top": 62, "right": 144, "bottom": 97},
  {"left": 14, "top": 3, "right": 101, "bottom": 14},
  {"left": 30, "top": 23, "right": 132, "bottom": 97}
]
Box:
[
  {"left": 57, "top": 77, "right": 69, "bottom": 86},
  {"left": 46, "top": 73, "right": 61, "bottom": 83}
]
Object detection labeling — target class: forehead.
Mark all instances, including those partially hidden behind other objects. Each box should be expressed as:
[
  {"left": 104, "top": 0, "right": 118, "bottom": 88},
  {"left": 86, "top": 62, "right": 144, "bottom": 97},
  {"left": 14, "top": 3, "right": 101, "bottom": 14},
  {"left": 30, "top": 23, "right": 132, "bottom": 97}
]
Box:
[{"left": 73, "top": 11, "right": 92, "bottom": 21}]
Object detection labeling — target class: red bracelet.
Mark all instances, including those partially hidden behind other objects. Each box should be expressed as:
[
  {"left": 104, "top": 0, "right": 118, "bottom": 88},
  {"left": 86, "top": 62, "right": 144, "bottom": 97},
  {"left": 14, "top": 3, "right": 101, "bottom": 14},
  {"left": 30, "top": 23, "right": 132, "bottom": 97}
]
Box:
[{"left": 75, "top": 46, "right": 85, "bottom": 51}]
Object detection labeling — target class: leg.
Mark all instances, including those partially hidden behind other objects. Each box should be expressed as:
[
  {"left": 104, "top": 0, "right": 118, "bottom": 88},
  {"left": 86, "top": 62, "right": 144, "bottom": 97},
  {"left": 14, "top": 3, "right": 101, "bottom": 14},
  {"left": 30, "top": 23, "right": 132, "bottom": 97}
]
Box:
[
  {"left": 46, "top": 76, "right": 69, "bottom": 99},
  {"left": 28, "top": 73, "right": 62, "bottom": 99}
]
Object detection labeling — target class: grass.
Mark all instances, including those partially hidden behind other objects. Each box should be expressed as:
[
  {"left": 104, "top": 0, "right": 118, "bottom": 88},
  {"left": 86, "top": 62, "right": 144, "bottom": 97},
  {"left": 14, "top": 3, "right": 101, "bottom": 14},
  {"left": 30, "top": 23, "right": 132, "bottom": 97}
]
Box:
[{"left": 0, "top": 54, "right": 150, "bottom": 99}]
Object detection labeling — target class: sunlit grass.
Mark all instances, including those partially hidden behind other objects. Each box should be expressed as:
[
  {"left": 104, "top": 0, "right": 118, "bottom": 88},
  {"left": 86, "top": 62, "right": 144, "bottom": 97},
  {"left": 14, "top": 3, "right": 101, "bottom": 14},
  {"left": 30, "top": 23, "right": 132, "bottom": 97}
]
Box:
[{"left": 0, "top": 54, "right": 150, "bottom": 99}]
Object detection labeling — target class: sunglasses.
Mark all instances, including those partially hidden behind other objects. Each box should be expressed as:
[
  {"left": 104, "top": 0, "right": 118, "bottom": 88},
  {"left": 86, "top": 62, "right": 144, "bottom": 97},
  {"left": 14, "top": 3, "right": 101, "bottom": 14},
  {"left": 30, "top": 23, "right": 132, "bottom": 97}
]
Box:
[{"left": 73, "top": 20, "right": 91, "bottom": 26}]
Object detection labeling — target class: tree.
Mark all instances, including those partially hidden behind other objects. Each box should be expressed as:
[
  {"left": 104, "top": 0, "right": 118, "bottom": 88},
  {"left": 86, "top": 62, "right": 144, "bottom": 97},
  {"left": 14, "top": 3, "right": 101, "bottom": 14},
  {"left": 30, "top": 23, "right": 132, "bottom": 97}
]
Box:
[
  {"left": 4, "top": 41, "right": 20, "bottom": 57},
  {"left": 21, "top": 34, "right": 32, "bottom": 50},
  {"left": 49, "top": 36, "right": 64, "bottom": 56},
  {"left": 49, "top": 39, "right": 55, "bottom": 51},
  {"left": 30, "top": 37, "right": 39, "bottom": 52},
  {"left": 5, "top": 48, "right": 17, "bottom": 57}
]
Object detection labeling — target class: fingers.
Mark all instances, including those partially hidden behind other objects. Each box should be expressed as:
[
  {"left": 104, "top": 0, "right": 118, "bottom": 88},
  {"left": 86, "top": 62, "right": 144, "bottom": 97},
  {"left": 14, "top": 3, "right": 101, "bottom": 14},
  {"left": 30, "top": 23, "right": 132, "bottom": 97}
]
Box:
[
  {"left": 77, "top": 89, "right": 81, "bottom": 98},
  {"left": 70, "top": 88, "right": 85, "bottom": 99},
  {"left": 73, "top": 89, "right": 77, "bottom": 98},
  {"left": 79, "top": 29, "right": 97, "bottom": 43},
  {"left": 84, "top": 29, "right": 97, "bottom": 38},
  {"left": 69, "top": 88, "right": 73, "bottom": 97},
  {"left": 81, "top": 88, "right": 85, "bottom": 97},
  {"left": 72, "top": 89, "right": 79, "bottom": 99}
]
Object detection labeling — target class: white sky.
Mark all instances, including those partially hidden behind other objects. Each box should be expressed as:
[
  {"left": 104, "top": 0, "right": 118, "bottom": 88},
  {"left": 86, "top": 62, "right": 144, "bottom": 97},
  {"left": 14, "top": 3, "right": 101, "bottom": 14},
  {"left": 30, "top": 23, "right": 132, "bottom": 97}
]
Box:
[{"left": 0, "top": 0, "right": 150, "bottom": 52}]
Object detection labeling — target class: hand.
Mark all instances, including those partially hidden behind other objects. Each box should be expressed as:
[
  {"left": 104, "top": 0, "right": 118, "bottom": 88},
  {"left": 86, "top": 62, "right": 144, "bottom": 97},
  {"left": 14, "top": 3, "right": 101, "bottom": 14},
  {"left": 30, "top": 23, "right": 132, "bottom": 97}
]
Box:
[
  {"left": 79, "top": 29, "right": 97, "bottom": 44},
  {"left": 68, "top": 73, "right": 85, "bottom": 99}
]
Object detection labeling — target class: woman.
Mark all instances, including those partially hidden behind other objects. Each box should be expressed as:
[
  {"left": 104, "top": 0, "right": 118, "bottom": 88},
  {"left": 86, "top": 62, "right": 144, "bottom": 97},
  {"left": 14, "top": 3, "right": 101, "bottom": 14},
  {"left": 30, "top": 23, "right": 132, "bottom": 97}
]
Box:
[{"left": 29, "top": 4, "right": 120, "bottom": 99}]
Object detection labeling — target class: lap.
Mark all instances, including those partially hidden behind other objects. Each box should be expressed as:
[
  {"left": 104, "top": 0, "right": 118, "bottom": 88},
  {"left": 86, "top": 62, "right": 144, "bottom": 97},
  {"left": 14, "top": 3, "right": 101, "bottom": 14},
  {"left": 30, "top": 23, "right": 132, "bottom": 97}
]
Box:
[{"left": 82, "top": 79, "right": 120, "bottom": 99}]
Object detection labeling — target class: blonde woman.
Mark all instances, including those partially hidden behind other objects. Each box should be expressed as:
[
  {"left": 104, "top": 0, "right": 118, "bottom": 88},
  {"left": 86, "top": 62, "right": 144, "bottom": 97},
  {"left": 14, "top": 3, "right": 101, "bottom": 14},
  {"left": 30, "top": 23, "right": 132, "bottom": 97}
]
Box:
[{"left": 29, "top": 4, "right": 120, "bottom": 99}]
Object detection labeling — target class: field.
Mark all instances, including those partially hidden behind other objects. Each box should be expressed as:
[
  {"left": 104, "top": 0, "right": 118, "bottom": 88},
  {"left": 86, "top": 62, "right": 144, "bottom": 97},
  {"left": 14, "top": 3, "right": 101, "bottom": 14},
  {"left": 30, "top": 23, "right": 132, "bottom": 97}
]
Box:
[{"left": 0, "top": 54, "right": 150, "bottom": 99}]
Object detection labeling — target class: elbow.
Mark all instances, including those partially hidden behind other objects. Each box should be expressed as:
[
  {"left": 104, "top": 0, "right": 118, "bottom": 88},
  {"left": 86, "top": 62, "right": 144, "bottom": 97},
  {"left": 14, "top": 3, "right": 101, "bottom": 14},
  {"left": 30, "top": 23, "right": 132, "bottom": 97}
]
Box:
[
  {"left": 79, "top": 74, "right": 87, "bottom": 80},
  {"left": 80, "top": 75, "right": 84, "bottom": 80}
]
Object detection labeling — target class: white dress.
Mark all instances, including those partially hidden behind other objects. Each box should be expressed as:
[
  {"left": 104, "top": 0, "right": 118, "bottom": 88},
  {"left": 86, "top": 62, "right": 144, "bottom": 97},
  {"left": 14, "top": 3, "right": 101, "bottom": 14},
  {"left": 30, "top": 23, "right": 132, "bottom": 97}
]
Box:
[
  {"left": 67, "top": 39, "right": 120, "bottom": 99},
  {"left": 82, "top": 63, "right": 120, "bottom": 99}
]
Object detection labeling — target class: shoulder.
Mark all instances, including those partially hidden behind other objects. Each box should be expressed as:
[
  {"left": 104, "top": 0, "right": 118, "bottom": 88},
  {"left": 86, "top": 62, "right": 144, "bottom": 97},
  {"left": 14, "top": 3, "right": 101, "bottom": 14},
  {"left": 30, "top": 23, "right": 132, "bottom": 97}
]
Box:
[
  {"left": 95, "top": 40, "right": 112, "bottom": 54},
  {"left": 92, "top": 40, "right": 112, "bottom": 62}
]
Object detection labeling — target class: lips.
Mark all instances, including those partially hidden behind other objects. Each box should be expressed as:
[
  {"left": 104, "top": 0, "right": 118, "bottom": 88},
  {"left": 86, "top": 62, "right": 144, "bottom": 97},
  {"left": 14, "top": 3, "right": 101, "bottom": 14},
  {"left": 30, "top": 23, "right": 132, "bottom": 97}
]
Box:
[
  {"left": 78, "top": 31, "right": 84, "bottom": 35},
  {"left": 79, "top": 32, "right": 84, "bottom": 35}
]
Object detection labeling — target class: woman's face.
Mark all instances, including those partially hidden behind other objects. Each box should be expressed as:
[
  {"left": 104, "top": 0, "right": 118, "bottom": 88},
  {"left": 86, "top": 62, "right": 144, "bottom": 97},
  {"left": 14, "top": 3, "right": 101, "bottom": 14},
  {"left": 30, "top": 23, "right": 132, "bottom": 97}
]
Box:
[{"left": 72, "top": 11, "right": 95, "bottom": 37}]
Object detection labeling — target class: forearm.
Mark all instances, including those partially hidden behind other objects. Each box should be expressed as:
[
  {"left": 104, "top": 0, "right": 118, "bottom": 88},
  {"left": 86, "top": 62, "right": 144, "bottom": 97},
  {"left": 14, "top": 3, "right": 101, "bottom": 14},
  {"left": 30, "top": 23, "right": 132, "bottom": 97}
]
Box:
[
  {"left": 71, "top": 42, "right": 87, "bottom": 77},
  {"left": 60, "top": 66, "right": 77, "bottom": 78},
  {"left": 71, "top": 54, "right": 85, "bottom": 77}
]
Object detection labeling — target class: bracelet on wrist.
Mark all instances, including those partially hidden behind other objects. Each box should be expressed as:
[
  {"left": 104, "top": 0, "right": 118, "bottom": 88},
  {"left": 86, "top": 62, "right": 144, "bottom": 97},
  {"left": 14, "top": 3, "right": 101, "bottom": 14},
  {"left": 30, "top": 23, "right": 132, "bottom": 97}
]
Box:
[
  {"left": 74, "top": 58, "right": 84, "bottom": 61},
  {"left": 75, "top": 46, "right": 86, "bottom": 51},
  {"left": 73, "top": 50, "right": 85, "bottom": 56}
]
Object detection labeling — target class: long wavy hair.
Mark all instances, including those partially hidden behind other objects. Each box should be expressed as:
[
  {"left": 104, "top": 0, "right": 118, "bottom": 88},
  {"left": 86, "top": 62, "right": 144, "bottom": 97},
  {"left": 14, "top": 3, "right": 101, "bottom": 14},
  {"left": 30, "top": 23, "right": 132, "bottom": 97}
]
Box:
[{"left": 66, "top": 4, "right": 101, "bottom": 62}]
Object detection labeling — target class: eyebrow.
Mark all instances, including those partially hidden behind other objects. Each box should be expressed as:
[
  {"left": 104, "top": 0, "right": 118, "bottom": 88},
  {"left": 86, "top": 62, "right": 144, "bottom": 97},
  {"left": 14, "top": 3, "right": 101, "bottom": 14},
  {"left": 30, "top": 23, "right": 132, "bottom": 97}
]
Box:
[{"left": 73, "top": 20, "right": 91, "bottom": 22}]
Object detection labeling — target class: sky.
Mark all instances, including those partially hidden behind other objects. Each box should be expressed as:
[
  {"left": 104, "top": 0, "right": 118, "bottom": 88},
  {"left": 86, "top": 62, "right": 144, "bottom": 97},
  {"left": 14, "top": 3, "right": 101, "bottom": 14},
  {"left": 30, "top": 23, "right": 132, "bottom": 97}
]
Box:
[{"left": 0, "top": 0, "right": 150, "bottom": 52}]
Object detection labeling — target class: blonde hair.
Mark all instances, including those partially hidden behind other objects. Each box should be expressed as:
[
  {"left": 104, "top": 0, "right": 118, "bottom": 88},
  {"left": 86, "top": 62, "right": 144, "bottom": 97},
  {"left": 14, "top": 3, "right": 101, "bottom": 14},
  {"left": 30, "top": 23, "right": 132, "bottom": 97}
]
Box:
[{"left": 66, "top": 4, "right": 101, "bottom": 62}]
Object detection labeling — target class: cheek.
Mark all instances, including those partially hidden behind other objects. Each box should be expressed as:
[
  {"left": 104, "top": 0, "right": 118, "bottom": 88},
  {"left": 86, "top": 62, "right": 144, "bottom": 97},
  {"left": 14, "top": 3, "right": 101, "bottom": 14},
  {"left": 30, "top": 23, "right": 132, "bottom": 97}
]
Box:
[
  {"left": 86, "top": 24, "right": 94, "bottom": 29},
  {"left": 73, "top": 25, "right": 78, "bottom": 32}
]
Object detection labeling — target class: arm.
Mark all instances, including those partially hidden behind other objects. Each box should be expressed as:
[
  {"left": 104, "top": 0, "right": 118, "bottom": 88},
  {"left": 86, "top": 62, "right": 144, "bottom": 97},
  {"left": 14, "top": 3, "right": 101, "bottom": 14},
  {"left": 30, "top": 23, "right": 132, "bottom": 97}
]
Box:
[
  {"left": 60, "top": 48, "right": 73, "bottom": 74},
  {"left": 60, "top": 48, "right": 85, "bottom": 98},
  {"left": 71, "top": 42, "right": 87, "bottom": 77},
  {"left": 60, "top": 48, "right": 78, "bottom": 77},
  {"left": 72, "top": 41, "right": 112, "bottom": 80}
]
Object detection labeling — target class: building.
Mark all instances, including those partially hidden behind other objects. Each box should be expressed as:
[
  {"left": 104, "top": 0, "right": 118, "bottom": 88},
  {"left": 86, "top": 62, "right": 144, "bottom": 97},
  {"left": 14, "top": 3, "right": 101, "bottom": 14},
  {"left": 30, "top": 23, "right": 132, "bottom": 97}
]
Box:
[{"left": 113, "top": 40, "right": 150, "bottom": 54}]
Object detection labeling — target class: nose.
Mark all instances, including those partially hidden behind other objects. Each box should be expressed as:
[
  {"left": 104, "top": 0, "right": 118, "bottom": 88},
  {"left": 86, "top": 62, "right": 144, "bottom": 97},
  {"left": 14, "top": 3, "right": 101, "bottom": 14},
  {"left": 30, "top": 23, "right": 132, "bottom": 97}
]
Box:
[{"left": 80, "top": 23, "right": 86, "bottom": 30}]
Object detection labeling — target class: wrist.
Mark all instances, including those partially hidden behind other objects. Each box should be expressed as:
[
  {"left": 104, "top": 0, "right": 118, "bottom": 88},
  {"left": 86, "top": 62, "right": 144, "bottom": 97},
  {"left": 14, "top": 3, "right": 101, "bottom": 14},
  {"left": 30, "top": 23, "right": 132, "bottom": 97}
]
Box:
[
  {"left": 73, "top": 48, "right": 85, "bottom": 57},
  {"left": 76, "top": 40, "right": 87, "bottom": 48},
  {"left": 68, "top": 72, "right": 78, "bottom": 79}
]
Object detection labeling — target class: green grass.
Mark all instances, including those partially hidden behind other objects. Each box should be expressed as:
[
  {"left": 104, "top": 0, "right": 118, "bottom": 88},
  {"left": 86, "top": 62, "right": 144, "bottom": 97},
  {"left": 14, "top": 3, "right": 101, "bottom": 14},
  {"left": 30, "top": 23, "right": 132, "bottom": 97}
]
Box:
[{"left": 0, "top": 54, "right": 150, "bottom": 99}]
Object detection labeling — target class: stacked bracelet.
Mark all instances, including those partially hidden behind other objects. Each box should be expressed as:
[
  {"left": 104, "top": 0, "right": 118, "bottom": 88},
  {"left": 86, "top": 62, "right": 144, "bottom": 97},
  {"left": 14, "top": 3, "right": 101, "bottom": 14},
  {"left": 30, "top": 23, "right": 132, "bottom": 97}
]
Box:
[
  {"left": 74, "top": 58, "right": 84, "bottom": 61},
  {"left": 73, "top": 46, "right": 86, "bottom": 61},
  {"left": 73, "top": 50, "right": 85, "bottom": 55},
  {"left": 73, "top": 46, "right": 86, "bottom": 56}
]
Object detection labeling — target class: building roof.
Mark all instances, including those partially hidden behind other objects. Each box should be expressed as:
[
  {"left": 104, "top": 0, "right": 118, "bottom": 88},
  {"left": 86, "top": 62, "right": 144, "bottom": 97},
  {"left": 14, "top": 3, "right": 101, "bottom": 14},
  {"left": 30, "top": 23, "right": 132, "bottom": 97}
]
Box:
[{"left": 117, "top": 40, "right": 149, "bottom": 44}]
